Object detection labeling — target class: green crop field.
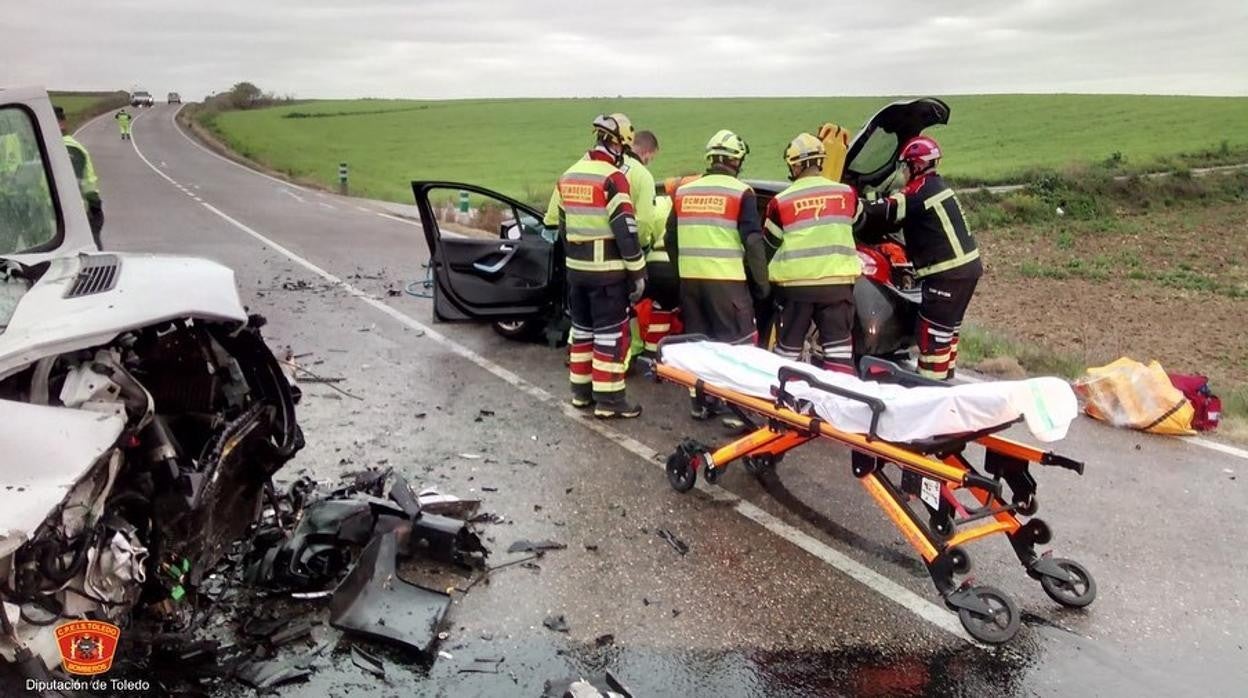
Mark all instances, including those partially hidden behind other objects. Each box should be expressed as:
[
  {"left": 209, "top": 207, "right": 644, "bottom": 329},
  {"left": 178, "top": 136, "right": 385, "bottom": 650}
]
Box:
[
  {"left": 50, "top": 91, "right": 130, "bottom": 131},
  {"left": 202, "top": 95, "right": 1248, "bottom": 205}
]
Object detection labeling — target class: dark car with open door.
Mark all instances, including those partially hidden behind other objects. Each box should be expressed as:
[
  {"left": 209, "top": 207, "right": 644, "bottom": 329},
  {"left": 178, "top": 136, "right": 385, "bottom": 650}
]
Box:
[{"left": 412, "top": 97, "right": 950, "bottom": 359}]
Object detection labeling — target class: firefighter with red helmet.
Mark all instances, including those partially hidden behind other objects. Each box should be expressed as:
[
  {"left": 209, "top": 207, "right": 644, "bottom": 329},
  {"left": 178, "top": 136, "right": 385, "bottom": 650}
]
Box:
[
  {"left": 860, "top": 136, "right": 982, "bottom": 379},
  {"left": 547, "top": 114, "right": 646, "bottom": 418}
]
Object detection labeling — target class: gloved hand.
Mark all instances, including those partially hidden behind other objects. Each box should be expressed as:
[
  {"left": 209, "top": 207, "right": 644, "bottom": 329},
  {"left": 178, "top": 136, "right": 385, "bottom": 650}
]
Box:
[{"left": 629, "top": 276, "right": 646, "bottom": 304}]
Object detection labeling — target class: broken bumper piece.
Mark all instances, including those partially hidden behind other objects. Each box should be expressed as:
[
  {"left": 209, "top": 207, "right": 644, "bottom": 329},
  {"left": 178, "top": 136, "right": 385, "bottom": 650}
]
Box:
[{"left": 329, "top": 531, "right": 451, "bottom": 657}]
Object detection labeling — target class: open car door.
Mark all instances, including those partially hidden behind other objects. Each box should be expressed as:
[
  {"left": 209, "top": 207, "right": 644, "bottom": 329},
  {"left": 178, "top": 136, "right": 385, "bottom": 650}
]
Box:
[
  {"left": 843, "top": 98, "right": 950, "bottom": 197},
  {"left": 412, "top": 181, "right": 559, "bottom": 322}
]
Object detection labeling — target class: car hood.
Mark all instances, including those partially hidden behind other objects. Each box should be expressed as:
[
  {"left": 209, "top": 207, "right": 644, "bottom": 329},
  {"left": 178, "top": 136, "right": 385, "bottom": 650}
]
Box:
[{"left": 0, "top": 252, "right": 248, "bottom": 380}]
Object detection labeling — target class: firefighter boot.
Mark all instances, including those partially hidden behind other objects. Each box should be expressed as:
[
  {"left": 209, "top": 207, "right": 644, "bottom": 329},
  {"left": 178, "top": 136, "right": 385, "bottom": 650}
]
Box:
[
  {"left": 594, "top": 394, "right": 643, "bottom": 420},
  {"left": 571, "top": 383, "right": 594, "bottom": 409}
]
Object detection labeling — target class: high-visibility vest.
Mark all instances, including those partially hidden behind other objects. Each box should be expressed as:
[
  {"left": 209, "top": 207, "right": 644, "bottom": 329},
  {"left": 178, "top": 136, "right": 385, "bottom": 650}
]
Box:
[
  {"left": 557, "top": 158, "right": 636, "bottom": 274},
  {"left": 767, "top": 176, "right": 860, "bottom": 286},
  {"left": 674, "top": 174, "right": 750, "bottom": 281},
  {"left": 646, "top": 196, "right": 673, "bottom": 264},
  {"left": 62, "top": 135, "right": 99, "bottom": 197},
  {"left": 622, "top": 155, "right": 660, "bottom": 250}
]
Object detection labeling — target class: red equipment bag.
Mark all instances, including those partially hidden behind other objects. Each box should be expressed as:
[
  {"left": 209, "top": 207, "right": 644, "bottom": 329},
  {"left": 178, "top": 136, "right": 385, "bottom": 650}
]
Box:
[{"left": 1167, "top": 373, "right": 1222, "bottom": 432}]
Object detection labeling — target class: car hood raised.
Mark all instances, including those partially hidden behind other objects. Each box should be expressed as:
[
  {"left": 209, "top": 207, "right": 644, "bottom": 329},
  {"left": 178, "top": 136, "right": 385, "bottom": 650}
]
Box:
[{"left": 0, "top": 252, "right": 248, "bottom": 380}]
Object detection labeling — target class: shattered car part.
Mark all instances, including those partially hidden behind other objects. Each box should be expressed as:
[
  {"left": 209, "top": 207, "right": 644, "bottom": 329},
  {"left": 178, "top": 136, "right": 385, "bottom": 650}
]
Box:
[
  {"left": 328, "top": 532, "right": 451, "bottom": 657},
  {"left": 0, "top": 89, "right": 304, "bottom": 676}
]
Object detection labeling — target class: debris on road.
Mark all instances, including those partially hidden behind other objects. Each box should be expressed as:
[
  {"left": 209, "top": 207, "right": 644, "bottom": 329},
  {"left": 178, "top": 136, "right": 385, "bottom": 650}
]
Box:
[
  {"left": 350, "top": 644, "right": 388, "bottom": 678},
  {"left": 509, "top": 539, "right": 568, "bottom": 554},
  {"left": 543, "top": 614, "right": 571, "bottom": 633},
  {"left": 657, "top": 528, "right": 690, "bottom": 556},
  {"left": 544, "top": 670, "right": 635, "bottom": 698}
]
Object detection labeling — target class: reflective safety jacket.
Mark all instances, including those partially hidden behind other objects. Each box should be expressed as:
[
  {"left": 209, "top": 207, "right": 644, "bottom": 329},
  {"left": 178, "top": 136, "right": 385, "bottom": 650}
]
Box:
[
  {"left": 548, "top": 150, "right": 644, "bottom": 284},
  {"left": 764, "top": 176, "right": 860, "bottom": 287},
  {"left": 62, "top": 135, "right": 99, "bottom": 198},
  {"left": 622, "top": 154, "right": 660, "bottom": 250},
  {"left": 671, "top": 174, "right": 752, "bottom": 281},
  {"left": 862, "top": 172, "right": 980, "bottom": 278}
]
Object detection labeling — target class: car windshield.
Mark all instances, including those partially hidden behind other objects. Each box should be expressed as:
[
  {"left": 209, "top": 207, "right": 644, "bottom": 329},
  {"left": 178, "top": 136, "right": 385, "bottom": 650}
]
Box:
[{"left": 0, "top": 106, "right": 59, "bottom": 256}]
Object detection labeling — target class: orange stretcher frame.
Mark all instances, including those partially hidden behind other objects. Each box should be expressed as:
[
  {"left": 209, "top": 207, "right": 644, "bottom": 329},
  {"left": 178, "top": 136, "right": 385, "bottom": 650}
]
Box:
[{"left": 644, "top": 343, "right": 1096, "bottom": 644}]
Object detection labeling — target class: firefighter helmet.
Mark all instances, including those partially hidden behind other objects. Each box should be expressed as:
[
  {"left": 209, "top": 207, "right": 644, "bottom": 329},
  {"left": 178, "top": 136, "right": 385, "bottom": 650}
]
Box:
[
  {"left": 783, "top": 133, "right": 826, "bottom": 171},
  {"left": 899, "top": 136, "right": 942, "bottom": 176},
  {"left": 705, "top": 129, "right": 749, "bottom": 162},
  {"left": 592, "top": 113, "right": 635, "bottom": 148}
]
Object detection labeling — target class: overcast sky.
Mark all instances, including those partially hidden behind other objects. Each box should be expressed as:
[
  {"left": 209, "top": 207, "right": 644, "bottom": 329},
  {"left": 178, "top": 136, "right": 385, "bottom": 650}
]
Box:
[{"left": 7, "top": 0, "right": 1246, "bottom": 100}]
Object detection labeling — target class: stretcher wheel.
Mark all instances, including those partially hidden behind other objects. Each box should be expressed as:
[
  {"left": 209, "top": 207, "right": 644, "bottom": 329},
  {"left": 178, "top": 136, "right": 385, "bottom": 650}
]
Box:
[
  {"left": 948, "top": 546, "right": 972, "bottom": 575},
  {"left": 666, "top": 449, "right": 699, "bottom": 493},
  {"left": 930, "top": 513, "right": 954, "bottom": 540},
  {"left": 704, "top": 464, "right": 724, "bottom": 485},
  {"left": 1014, "top": 495, "right": 1039, "bottom": 517},
  {"left": 743, "top": 454, "right": 779, "bottom": 476},
  {"left": 1039, "top": 558, "right": 1097, "bottom": 608},
  {"left": 957, "top": 585, "right": 1020, "bottom": 644}
]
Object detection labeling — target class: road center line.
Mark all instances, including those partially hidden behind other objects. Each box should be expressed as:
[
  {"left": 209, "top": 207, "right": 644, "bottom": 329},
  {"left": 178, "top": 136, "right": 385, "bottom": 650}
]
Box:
[{"left": 127, "top": 114, "right": 976, "bottom": 644}]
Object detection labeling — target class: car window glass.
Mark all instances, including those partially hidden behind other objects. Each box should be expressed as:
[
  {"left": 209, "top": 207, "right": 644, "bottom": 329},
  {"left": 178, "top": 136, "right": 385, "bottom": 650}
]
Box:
[
  {"left": 848, "top": 127, "right": 898, "bottom": 178},
  {"left": 427, "top": 187, "right": 541, "bottom": 241},
  {"left": 0, "top": 107, "right": 59, "bottom": 255}
]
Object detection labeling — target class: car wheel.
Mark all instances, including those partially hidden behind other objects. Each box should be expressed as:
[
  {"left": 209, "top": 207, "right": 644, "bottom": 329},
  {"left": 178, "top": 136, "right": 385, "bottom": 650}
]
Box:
[{"left": 492, "top": 319, "right": 540, "bottom": 341}]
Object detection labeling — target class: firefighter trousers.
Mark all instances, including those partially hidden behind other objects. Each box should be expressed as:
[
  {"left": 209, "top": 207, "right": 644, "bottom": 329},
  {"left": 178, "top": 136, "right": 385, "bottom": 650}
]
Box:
[
  {"left": 774, "top": 285, "right": 855, "bottom": 373},
  {"left": 917, "top": 273, "right": 980, "bottom": 380},
  {"left": 568, "top": 280, "right": 631, "bottom": 405}
]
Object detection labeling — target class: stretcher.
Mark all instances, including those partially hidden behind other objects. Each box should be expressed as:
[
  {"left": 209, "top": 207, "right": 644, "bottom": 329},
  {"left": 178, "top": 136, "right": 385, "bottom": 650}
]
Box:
[{"left": 642, "top": 337, "right": 1096, "bottom": 644}]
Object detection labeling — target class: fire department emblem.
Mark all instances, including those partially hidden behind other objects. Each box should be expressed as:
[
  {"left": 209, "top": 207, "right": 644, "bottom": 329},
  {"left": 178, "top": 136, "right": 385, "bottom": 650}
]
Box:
[{"left": 55, "top": 620, "right": 121, "bottom": 675}]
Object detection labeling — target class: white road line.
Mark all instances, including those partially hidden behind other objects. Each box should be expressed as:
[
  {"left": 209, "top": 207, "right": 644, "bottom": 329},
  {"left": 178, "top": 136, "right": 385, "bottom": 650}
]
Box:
[
  {"left": 71, "top": 109, "right": 116, "bottom": 138},
  {"left": 374, "top": 209, "right": 419, "bottom": 227},
  {"left": 280, "top": 189, "right": 306, "bottom": 204},
  {"left": 168, "top": 104, "right": 313, "bottom": 192},
  {"left": 128, "top": 116, "right": 977, "bottom": 644},
  {"left": 1182, "top": 436, "right": 1248, "bottom": 461},
  {"left": 355, "top": 206, "right": 371, "bottom": 213},
  {"left": 318, "top": 201, "right": 337, "bottom": 210}
]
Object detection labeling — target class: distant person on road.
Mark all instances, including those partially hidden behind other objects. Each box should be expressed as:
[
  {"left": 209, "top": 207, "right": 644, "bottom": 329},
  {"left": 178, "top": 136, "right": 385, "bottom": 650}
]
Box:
[
  {"left": 114, "top": 109, "right": 132, "bottom": 141},
  {"left": 666, "top": 129, "right": 769, "bottom": 419},
  {"left": 765, "top": 133, "right": 861, "bottom": 373},
  {"left": 56, "top": 106, "right": 104, "bottom": 248},
  {"left": 859, "top": 136, "right": 982, "bottom": 380},
  {"left": 546, "top": 114, "right": 646, "bottom": 419}
]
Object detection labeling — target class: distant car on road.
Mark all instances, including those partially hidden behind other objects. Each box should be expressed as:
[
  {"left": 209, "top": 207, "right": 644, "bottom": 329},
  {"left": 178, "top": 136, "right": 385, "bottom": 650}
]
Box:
[
  {"left": 167, "top": 92, "right": 181, "bottom": 104},
  {"left": 130, "top": 90, "right": 154, "bottom": 108}
]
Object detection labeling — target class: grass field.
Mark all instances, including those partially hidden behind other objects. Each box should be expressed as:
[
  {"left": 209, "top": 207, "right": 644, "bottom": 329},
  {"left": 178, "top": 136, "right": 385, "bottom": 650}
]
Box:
[
  {"left": 202, "top": 95, "right": 1248, "bottom": 204},
  {"left": 49, "top": 91, "right": 130, "bottom": 132}
]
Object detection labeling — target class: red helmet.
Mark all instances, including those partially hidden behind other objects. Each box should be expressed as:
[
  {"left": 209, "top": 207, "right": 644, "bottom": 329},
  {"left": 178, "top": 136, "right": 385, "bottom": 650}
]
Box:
[{"left": 899, "top": 136, "right": 942, "bottom": 176}]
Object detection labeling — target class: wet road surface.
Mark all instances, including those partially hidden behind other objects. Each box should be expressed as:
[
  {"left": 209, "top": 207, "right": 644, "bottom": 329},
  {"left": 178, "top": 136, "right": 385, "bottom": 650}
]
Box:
[{"left": 73, "top": 104, "right": 1248, "bottom": 697}]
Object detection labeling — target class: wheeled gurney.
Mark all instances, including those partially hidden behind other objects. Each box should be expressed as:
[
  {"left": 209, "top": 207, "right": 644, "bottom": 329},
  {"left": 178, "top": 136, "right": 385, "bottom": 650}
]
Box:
[{"left": 642, "top": 337, "right": 1097, "bottom": 644}]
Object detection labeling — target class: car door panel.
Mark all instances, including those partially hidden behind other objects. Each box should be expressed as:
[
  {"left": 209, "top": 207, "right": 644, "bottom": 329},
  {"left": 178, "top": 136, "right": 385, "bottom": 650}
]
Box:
[{"left": 413, "top": 181, "right": 559, "bottom": 321}]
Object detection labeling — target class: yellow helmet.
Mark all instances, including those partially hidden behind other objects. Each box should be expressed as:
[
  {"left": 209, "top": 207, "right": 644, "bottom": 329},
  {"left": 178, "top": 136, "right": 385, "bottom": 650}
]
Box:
[
  {"left": 592, "top": 113, "right": 635, "bottom": 148},
  {"left": 705, "top": 129, "right": 749, "bottom": 162},
  {"left": 784, "top": 133, "right": 826, "bottom": 170}
]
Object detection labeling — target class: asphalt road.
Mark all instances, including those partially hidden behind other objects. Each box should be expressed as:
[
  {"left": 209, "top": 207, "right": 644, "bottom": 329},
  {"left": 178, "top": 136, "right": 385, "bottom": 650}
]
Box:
[{"left": 77, "top": 104, "right": 1247, "bottom": 697}]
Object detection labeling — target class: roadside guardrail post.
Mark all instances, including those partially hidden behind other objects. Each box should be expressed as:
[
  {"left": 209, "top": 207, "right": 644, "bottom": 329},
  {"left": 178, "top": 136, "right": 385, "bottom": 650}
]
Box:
[
  {"left": 338, "top": 162, "right": 349, "bottom": 195},
  {"left": 458, "top": 190, "right": 470, "bottom": 214}
]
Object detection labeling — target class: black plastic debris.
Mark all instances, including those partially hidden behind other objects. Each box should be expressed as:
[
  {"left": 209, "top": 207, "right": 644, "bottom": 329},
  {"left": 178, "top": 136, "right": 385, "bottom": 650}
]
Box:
[
  {"left": 593, "top": 634, "right": 615, "bottom": 648},
  {"left": 458, "top": 656, "right": 505, "bottom": 674},
  {"left": 543, "top": 670, "right": 635, "bottom": 698},
  {"left": 329, "top": 532, "right": 451, "bottom": 656},
  {"left": 656, "top": 528, "right": 689, "bottom": 556},
  {"left": 542, "top": 614, "right": 571, "bottom": 633},
  {"left": 350, "top": 645, "right": 387, "bottom": 678},
  {"left": 235, "top": 658, "right": 312, "bottom": 689},
  {"left": 508, "top": 539, "right": 567, "bottom": 554}
]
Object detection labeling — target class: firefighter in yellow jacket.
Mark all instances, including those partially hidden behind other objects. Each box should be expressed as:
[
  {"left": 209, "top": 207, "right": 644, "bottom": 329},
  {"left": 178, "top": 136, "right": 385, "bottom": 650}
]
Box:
[
  {"left": 546, "top": 114, "right": 646, "bottom": 418},
  {"left": 764, "top": 134, "right": 861, "bottom": 373}
]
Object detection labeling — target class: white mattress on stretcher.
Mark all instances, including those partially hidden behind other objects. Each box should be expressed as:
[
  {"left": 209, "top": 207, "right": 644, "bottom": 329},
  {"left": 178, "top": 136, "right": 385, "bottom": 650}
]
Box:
[{"left": 662, "top": 342, "right": 1078, "bottom": 443}]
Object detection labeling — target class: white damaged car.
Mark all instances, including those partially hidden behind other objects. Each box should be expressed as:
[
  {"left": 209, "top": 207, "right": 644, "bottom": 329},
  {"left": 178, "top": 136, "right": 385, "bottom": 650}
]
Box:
[{"left": 0, "top": 87, "right": 302, "bottom": 675}]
